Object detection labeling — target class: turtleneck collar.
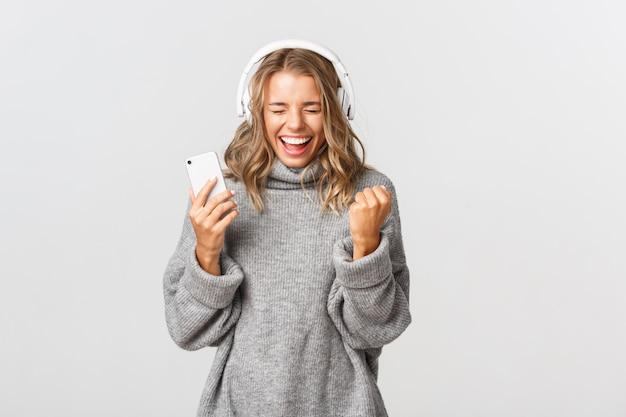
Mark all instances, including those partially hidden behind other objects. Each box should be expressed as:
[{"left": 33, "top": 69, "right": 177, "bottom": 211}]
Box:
[{"left": 266, "top": 159, "right": 323, "bottom": 190}]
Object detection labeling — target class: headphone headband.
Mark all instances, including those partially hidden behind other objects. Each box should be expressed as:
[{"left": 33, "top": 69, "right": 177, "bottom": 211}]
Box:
[{"left": 236, "top": 39, "right": 355, "bottom": 122}]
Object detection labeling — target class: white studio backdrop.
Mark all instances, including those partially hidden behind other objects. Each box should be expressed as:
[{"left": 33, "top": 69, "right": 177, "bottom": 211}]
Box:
[{"left": 1, "top": 0, "right": 625, "bottom": 416}]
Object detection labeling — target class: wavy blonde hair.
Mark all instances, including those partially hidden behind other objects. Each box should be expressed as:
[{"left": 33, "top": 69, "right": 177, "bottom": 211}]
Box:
[{"left": 224, "top": 47, "right": 370, "bottom": 214}]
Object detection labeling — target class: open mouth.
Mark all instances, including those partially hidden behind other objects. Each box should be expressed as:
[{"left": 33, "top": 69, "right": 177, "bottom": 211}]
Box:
[
  {"left": 281, "top": 136, "right": 312, "bottom": 145},
  {"left": 280, "top": 136, "right": 312, "bottom": 156}
]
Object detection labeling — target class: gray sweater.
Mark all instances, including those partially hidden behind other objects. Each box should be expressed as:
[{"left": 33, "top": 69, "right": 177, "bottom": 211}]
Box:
[{"left": 163, "top": 160, "right": 411, "bottom": 417}]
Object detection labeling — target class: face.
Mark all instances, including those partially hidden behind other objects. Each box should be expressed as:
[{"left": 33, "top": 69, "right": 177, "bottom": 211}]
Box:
[{"left": 263, "top": 71, "right": 326, "bottom": 168}]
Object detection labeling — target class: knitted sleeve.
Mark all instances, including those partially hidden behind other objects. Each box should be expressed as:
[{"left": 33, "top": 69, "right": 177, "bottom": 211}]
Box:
[
  {"left": 327, "top": 183, "right": 411, "bottom": 350},
  {"left": 163, "top": 210, "right": 244, "bottom": 351}
]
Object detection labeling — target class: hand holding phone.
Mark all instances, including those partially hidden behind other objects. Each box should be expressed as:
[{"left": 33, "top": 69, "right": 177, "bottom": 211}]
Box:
[
  {"left": 184, "top": 150, "right": 237, "bottom": 275},
  {"left": 185, "top": 151, "right": 227, "bottom": 202}
]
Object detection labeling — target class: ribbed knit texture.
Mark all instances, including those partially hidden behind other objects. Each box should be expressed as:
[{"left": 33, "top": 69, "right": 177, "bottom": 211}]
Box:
[{"left": 164, "top": 160, "right": 411, "bottom": 417}]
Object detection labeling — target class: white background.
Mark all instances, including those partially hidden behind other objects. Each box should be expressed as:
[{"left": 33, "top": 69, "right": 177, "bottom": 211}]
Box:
[{"left": 1, "top": 0, "right": 625, "bottom": 416}]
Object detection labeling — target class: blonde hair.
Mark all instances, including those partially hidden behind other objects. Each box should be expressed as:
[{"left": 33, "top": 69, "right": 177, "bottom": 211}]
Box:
[{"left": 224, "top": 48, "right": 370, "bottom": 214}]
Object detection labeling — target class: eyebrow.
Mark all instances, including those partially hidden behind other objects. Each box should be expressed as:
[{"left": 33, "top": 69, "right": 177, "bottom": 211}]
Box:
[{"left": 267, "top": 101, "right": 321, "bottom": 106}]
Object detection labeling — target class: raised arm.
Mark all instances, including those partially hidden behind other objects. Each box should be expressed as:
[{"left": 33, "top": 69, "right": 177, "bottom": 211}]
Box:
[
  {"left": 163, "top": 180, "right": 243, "bottom": 350},
  {"left": 327, "top": 182, "right": 411, "bottom": 350}
]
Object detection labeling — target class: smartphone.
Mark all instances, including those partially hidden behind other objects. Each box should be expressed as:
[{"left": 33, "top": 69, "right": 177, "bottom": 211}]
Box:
[{"left": 185, "top": 151, "right": 227, "bottom": 202}]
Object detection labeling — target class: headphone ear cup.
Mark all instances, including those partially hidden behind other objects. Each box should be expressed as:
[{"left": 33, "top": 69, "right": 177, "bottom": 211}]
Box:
[{"left": 336, "top": 87, "right": 350, "bottom": 118}]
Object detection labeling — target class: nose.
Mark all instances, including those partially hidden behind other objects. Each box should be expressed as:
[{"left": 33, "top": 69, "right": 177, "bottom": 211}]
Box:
[{"left": 286, "top": 108, "right": 304, "bottom": 130}]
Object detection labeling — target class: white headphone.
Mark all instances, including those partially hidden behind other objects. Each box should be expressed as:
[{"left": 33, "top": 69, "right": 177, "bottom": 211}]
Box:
[{"left": 236, "top": 39, "right": 355, "bottom": 124}]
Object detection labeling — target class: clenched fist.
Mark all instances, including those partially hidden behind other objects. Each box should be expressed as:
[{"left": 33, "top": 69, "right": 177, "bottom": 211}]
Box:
[{"left": 348, "top": 185, "right": 392, "bottom": 260}]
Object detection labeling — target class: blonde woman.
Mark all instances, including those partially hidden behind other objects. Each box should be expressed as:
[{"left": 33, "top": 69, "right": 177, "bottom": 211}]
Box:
[{"left": 164, "top": 40, "right": 411, "bottom": 417}]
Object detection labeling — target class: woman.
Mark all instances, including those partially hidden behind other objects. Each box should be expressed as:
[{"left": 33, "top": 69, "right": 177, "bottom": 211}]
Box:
[{"left": 164, "top": 40, "right": 411, "bottom": 417}]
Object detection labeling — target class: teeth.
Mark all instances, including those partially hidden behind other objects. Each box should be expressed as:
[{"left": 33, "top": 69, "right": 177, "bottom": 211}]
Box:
[{"left": 281, "top": 136, "right": 311, "bottom": 145}]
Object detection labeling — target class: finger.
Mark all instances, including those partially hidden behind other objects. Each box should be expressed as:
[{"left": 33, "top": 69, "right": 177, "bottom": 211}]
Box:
[
  {"left": 207, "top": 199, "right": 239, "bottom": 220},
  {"left": 370, "top": 185, "right": 392, "bottom": 203},
  {"left": 373, "top": 186, "right": 393, "bottom": 217},
  {"left": 354, "top": 191, "right": 365, "bottom": 204},
  {"left": 193, "top": 177, "right": 218, "bottom": 207},
  {"left": 203, "top": 189, "right": 237, "bottom": 214},
  {"left": 361, "top": 188, "right": 379, "bottom": 206},
  {"left": 202, "top": 206, "right": 239, "bottom": 235},
  {"left": 218, "top": 206, "right": 240, "bottom": 224}
]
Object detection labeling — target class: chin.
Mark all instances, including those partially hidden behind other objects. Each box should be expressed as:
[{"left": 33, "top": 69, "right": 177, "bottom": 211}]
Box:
[{"left": 278, "top": 156, "right": 314, "bottom": 168}]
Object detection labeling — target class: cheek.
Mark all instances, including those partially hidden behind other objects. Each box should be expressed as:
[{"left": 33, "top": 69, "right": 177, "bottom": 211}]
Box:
[
  {"left": 263, "top": 118, "right": 278, "bottom": 137},
  {"left": 265, "top": 114, "right": 284, "bottom": 133},
  {"left": 310, "top": 116, "right": 324, "bottom": 135},
  {"left": 315, "top": 123, "right": 326, "bottom": 142}
]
